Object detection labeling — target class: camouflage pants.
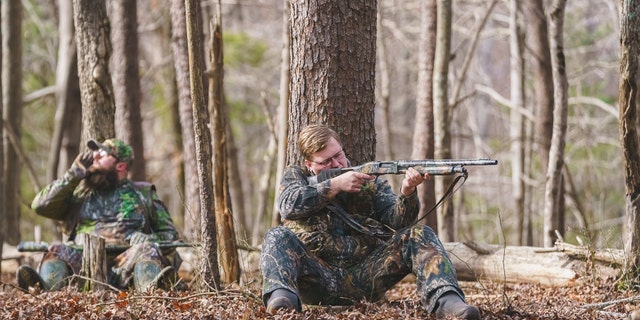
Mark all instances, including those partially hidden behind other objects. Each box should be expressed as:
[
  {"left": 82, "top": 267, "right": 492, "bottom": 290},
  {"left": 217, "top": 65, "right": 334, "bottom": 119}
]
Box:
[
  {"left": 260, "top": 225, "right": 465, "bottom": 312},
  {"left": 42, "top": 242, "right": 172, "bottom": 289}
]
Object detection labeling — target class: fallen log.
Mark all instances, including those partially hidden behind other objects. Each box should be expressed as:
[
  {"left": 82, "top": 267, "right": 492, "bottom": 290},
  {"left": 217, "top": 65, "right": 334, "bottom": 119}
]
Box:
[{"left": 445, "top": 241, "right": 623, "bottom": 286}]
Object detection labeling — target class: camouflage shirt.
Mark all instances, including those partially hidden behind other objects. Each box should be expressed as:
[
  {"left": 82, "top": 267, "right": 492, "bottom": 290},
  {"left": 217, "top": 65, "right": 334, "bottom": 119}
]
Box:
[
  {"left": 31, "top": 169, "right": 178, "bottom": 244},
  {"left": 278, "top": 165, "right": 420, "bottom": 268}
]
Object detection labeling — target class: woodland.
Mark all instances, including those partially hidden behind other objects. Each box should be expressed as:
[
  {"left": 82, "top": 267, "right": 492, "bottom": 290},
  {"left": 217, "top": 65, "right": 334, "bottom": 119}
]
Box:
[{"left": 1, "top": 0, "right": 640, "bottom": 319}]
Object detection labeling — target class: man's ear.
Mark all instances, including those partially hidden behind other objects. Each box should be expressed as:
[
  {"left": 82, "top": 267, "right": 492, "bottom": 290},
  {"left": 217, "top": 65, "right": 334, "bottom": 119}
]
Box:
[{"left": 115, "top": 162, "right": 128, "bottom": 172}]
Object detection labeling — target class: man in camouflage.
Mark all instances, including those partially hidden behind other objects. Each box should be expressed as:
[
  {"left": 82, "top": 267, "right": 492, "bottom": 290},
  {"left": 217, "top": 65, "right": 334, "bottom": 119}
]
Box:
[
  {"left": 260, "top": 125, "right": 480, "bottom": 319},
  {"left": 17, "top": 138, "right": 181, "bottom": 292}
]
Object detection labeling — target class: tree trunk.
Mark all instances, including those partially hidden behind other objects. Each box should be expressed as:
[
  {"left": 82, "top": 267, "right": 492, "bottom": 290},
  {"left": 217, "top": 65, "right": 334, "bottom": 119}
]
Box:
[
  {"left": 288, "top": 0, "right": 377, "bottom": 165},
  {"left": 73, "top": 0, "right": 116, "bottom": 142},
  {"left": 209, "top": 2, "right": 239, "bottom": 285},
  {"left": 619, "top": 0, "right": 640, "bottom": 279},
  {"left": 109, "top": 0, "right": 146, "bottom": 181},
  {"left": 412, "top": 0, "right": 437, "bottom": 230},
  {"left": 79, "top": 234, "right": 107, "bottom": 291},
  {"left": 0, "top": 2, "right": 4, "bottom": 272},
  {"left": 433, "top": 0, "right": 454, "bottom": 241},
  {"left": 509, "top": 0, "right": 526, "bottom": 246},
  {"left": 376, "top": 4, "right": 394, "bottom": 175},
  {"left": 184, "top": 0, "right": 220, "bottom": 290},
  {"left": 49, "top": 0, "right": 82, "bottom": 182},
  {"left": 2, "top": 0, "right": 22, "bottom": 246},
  {"left": 271, "top": 0, "right": 291, "bottom": 227},
  {"left": 170, "top": 0, "right": 201, "bottom": 241},
  {"left": 444, "top": 241, "right": 621, "bottom": 287},
  {"left": 543, "top": 0, "right": 568, "bottom": 248}
]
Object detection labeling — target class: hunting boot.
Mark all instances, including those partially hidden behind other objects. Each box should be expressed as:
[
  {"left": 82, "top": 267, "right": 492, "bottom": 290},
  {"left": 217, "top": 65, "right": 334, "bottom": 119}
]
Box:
[
  {"left": 266, "top": 288, "right": 301, "bottom": 313},
  {"left": 39, "top": 259, "right": 71, "bottom": 291},
  {"left": 434, "top": 292, "right": 481, "bottom": 320},
  {"left": 133, "top": 260, "right": 174, "bottom": 291},
  {"left": 16, "top": 265, "right": 47, "bottom": 291}
]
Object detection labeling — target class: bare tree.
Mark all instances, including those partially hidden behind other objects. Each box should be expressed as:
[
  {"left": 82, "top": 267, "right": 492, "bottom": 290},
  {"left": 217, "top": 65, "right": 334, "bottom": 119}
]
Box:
[
  {"left": 109, "top": 0, "right": 146, "bottom": 181},
  {"left": 543, "top": 0, "right": 568, "bottom": 248},
  {"left": 619, "top": 0, "right": 640, "bottom": 280},
  {"left": 170, "top": 0, "right": 201, "bottom": 241},
  {"left": 73, "top": 0, "right": 116, "bottom": 142},
  {"left": 287, "top": 0, "right": 377, "bottom": 164},
  {"left": 185, "top": 0, "right": 220, "bottom": 290},
  {"left": 2, "top": 0, "right": 22, "bottom": 245},
  {"left": 48, "top": 0, "right": 82, "bottom": 182},
  {"left": 509, "top": 0, "right": 526, "bottom": 245},
  {"left": 523, "top": 0, "right": 554, "bottom": 246},
  {"left": 209, "top": 1, "right": 239, "bottom": 285},
  {"left": 412, "top": 0, "right": 437, "bottom": 229},
  {"left": 0, "top": 2, "right": 4, "bottom": 272},
  {"left": 433, "top": 0, "right": 454, "bottom": 241}
]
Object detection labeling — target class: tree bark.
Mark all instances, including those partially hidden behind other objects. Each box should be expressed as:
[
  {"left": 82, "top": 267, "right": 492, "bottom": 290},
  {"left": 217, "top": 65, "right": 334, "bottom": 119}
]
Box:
[
  {"left": 73, "top": 0, "right": 116, "bottom": 142},
  {"left": 79, "top": 234, "right": 107, "bottom": 291},
  {"left": 185, "top": 0, "right": 220, "bottom": 290},
  {"left": 109, "top": 0, "right": 146, "bottom": 181},
  {"left": 287, "top": 0, "right": 377, "bottom": 165},
  {"left": 433, "top": 0, "right": 454, "bottom": 241},
  {"left": 209, "top": 2, "right": 239, "bottom": 285},
  {"left": 543, "top": 0, "right": 569, "bottom": 248},
  {"left": 412, "top": 0, "right": 437, "bottom": 230},
  {"left": 170, "top": 0, "right": 201, "bottom": 241},
  {"left": 619, "top": 0, "right": 640, "bottom": 278},
  {"left": 2, "top": 0, "right": 22, "bottom": 246}
]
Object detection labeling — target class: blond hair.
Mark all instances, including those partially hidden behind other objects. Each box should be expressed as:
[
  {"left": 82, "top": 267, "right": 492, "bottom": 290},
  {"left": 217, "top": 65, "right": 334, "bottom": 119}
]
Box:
[{"left": 298, "top": 124, "right": 342, "bottom": 160}]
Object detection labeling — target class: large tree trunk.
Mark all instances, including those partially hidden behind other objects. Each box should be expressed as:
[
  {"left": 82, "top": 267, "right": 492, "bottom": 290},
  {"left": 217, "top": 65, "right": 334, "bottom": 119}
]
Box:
[
  {"left": 170, "top": 0, "right": 201, "bottom": 241},
  {"left": 184, "top": 0, "right": 220, "bottom": 290},
  {"left": 619, "top": 0, "right": 640, "bottom": 279},
  {"left": 412, "top": 0, "right": 437, "bottom": 229},
  {"left": 2, "top": 0, "right": 22, "bottom": 246},
  {"left": 433, "top": 0, "right": 454, "bottom": 241},
  {"left": 73, "top": 0, "right": 116, "bottom": 142},
  {"left": 0, "top": 2, "right": 4, "bottom": 272},
  {"left": 543, "top": 0, "right": 569, "bottom": 248},
  {"left": 109, "top": 0, "right": 146, "bottom": 181},
  {"left": 287, "top": 0, "right": 377, "bottom": 165},
  {"left": 209, "top": 2, "right": 239, "bottom": 285}
]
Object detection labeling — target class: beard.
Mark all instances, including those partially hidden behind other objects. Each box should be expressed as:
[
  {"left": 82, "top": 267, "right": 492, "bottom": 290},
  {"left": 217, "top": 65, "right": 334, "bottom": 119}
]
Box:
[{"left": 81, "top": 166, "right": 119, "bottom": 193}]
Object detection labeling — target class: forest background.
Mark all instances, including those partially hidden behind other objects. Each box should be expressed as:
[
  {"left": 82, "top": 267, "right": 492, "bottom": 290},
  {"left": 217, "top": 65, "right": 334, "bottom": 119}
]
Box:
[{"left": 1, "top": 0, "right": 626, "bottom": 269}]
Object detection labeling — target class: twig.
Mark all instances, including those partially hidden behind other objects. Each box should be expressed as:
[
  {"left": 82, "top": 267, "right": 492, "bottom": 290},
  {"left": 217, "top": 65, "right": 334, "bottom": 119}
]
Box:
[{"left": 582, "top": 295, "right": 640, "bottom": 309}]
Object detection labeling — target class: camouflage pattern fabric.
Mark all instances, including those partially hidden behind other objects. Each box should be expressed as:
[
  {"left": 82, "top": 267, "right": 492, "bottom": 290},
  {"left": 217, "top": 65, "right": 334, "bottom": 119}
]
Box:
[
  {"left": 32, "top": 172, "right": 179, "bottom": 289},
  {"left": 260, "top": 165, "right": 465, "bottom": 312}
]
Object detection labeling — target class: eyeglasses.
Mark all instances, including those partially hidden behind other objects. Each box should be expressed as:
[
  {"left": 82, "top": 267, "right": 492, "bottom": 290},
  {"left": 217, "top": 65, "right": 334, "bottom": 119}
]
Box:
[
  {"left": 95, "top": 149, "right": 118, "bottom": 161},
  {"left": 311, "top": 149, "right": 345, "bottom": 167}
]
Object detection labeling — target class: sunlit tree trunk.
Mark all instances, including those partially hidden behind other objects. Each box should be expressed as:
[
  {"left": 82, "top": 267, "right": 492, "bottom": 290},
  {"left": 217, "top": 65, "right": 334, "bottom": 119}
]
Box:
[
  {"left": 412, "top": 0, "right": 437, "bottom": 230},
  {"left": 185, "top": 0, "right": 220, "bottom": 290},
  {"left": 433, "top": 0, "right": 454, "bottom": 241},
  {"left": 543, "top": 0, "right": 568, "bottom": 248}
]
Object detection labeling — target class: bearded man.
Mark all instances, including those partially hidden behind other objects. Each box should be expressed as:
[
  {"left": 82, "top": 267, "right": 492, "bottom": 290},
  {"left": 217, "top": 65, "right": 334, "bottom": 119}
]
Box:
[{"left": 17, "top": 139, "right": 181, "bottom": 292}]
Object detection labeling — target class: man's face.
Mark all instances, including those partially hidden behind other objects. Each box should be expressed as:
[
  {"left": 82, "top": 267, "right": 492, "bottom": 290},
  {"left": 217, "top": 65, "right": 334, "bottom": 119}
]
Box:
[
  {"left": 91, "top": 149, "right": 118, "bottom": 171},
  {"left": 305, "top": 137, "right": 348, "bottom": 174},
  {"left": 83, "top": 149, "right": 119, "bottom": 192}
]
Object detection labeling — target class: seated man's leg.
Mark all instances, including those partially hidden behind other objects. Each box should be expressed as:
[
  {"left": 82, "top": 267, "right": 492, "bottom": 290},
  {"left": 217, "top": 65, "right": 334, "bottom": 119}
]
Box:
[
  {"left": 346, "top": 225, "right": 479, "bottom": 319},
  {"left": 261, "top": 226, "right": 343, "bottom": 312},
  {"left": 112, "top": 242, "right": 175, "bottom": 291},
  {"left": 17, "top": 244, "right": 80, "bottom": 291}
]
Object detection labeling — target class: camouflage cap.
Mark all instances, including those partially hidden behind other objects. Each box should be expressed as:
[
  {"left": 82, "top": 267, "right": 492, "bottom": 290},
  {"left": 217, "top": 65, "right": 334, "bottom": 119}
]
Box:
[{"left": 87, "top": 138, "right": 134, "bottom": 165}]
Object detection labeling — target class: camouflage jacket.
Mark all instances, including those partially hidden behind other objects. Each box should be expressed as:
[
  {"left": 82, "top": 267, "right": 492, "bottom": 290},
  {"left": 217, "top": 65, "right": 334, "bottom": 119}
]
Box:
[
  {"left": 278, "top": 165, "right": 420, "bottom": 268},
  {"left": 31, "top": 170, "right": 179, "bottom": 244}
]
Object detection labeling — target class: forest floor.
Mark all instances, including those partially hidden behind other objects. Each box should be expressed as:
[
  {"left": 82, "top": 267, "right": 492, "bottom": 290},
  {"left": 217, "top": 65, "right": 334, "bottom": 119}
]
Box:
[{"left": 1, "top": 250, "right": 639, "bottom": 319}]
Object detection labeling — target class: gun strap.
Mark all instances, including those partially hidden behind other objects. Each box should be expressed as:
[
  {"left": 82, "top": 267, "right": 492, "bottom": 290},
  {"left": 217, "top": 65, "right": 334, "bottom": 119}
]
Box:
[
  {"left": 413, "top": 171, "right": 468, "bottom": 226},
  {"left": 327, "top": 202, "right": 395, "bottom": 241}
]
